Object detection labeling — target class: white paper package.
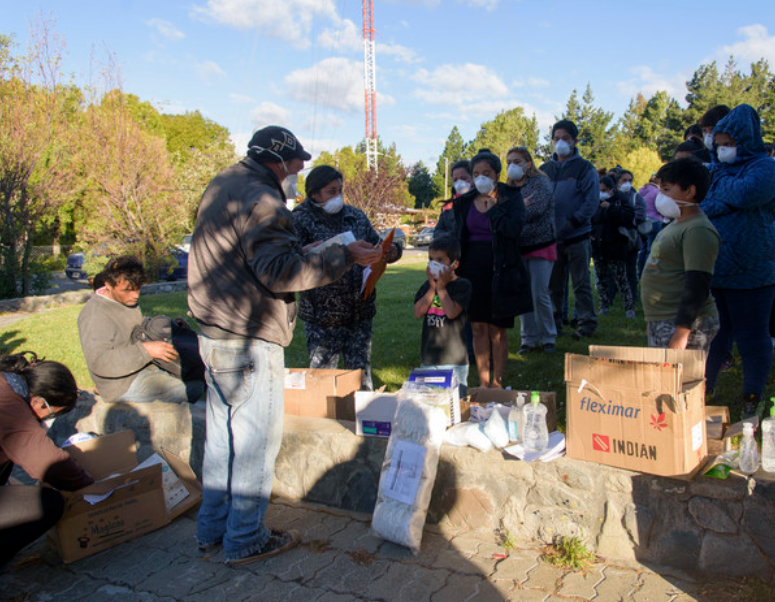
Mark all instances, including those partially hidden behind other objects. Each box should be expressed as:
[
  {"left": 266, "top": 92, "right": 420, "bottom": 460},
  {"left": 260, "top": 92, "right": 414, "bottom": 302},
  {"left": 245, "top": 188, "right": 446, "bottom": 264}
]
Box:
[{"left": 371, "top": 383, "right": 448, "bottom": 554}]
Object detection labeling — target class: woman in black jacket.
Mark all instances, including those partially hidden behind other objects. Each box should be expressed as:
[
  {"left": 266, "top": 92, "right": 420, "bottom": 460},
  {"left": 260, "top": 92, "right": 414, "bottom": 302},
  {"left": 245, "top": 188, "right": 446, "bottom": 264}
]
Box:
[
  {"left": 434, "top": 149, "right": 530, "bottom": 388},
  {"left": 592, "top": 176, "right": 636, "bottom": 317}
]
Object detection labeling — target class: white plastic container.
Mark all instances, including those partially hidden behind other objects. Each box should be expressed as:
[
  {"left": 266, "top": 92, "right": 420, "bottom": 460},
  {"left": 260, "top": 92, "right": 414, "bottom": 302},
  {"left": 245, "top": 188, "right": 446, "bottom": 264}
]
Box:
[
  {"left": 507, "top": 405, "right": 521, "bottom": 443},
  {"left": 761, "top": 403, "right": 775, "bottom": 473},
  {"left": 522, "top": 390, "right": 549, "bottom": 452},
  {"left": 738, "top": 422, "right": 760, "bottom": 476}
]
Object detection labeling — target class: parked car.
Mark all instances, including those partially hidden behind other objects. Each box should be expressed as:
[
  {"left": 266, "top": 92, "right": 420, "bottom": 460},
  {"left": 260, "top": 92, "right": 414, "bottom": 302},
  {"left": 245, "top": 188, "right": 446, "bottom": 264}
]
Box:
[
  {"left": 411, "top": 226, "right": 435, "bottom": 247},
  {"left": 65, "top": 242, "right": 189, "bottom": 282},
  {"left": 378, "top": 228, "right": 407, "bottom": 250}
]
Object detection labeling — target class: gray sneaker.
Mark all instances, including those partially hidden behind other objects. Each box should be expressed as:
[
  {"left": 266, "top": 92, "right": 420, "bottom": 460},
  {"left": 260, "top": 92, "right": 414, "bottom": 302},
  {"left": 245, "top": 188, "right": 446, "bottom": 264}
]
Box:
[{"left": 225, "top": 530, "right": 301, "bottom": 566}]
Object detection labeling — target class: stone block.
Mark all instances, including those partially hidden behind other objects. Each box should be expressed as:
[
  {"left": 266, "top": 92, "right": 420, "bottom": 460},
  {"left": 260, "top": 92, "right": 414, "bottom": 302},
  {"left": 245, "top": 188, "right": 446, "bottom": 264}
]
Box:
[
  {"left": 596, "top": 498, "right": 637, "bottom": 562},
  {"left": 432, "top": 487, "right": 495, "bottom": 530},
  {"left": 688, "top": 496, "right": 739, "bottom": 534},
  {"left": 742, "top": 494, "right": 775, "bottom": 563},
  {"left": 699, "top": 531, "right": 773, "bottom": 580}
]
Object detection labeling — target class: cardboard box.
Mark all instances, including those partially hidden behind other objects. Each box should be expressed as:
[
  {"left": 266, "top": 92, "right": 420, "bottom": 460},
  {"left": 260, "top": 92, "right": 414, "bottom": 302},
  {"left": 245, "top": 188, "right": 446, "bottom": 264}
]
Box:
[
  {"left": 706, "top": 406, "right": 731, "bottom": 455},
  {"left": 408, "top": 368, "right": 461, "bottom": 426},
  {"left": 354, "top": 391, "right": 399, "bottom": 437},
  {"left": 283, "top": 368, "right": 363, "bottom": 419},
  {"left": 465, "top": 388, "right": 558, "bottom": 432},
  {"left": 51, "top": 430, "right": 202, "bottom": 563},
  {"left": 565, "top": 346, "right": 707, "bottom": 477}
]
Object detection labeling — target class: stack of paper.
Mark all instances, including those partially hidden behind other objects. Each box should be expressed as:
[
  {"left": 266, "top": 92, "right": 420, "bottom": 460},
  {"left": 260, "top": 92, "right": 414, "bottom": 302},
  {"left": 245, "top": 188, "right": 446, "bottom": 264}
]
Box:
[{"left": 504, "top": 431, "right": 566, "bottom": 463}]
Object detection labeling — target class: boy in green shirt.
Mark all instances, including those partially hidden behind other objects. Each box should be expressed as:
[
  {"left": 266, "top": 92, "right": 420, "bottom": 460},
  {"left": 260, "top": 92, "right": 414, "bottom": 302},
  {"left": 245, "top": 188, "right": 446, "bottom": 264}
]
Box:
[{"left": 640, "top": 158, "right": 720, "bottom": 350}]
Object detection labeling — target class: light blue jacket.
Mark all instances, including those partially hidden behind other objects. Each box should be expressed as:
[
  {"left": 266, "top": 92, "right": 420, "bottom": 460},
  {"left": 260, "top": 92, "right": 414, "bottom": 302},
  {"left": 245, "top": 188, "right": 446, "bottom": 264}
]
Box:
[{"left": 701, "top": 104, "right": 775, "bottom": 289}]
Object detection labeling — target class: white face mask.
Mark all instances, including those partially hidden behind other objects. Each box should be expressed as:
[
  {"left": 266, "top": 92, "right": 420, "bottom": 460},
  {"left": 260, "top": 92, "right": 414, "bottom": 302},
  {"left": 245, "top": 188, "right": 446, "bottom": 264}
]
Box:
[
  {"left": 282, "top": 174, "right": 298, "bottom": 200},
  {"left": 600, "top": 192, "right": 611, "bottom": 201},
  {"left": 717, "top": 146, "right": 738, "bottom": 164},
  {"left": 704, "top": 133, "right": 714, "bottom": 150},
  {"left": 655, "top": 193, "right": 692, "bottom": 220},
  {"left": 428, "top": 260, "right": 446, "bottom": 279},
  {"left": 474, "top": 175, "right": 495, "bottom": 195},
  {"left": 619, "top": 182, "right": 632, "bottom": 193},
  {"left": 507, "top": 163, "right": 524, "bottom": 181},
  {"left": 554, "top": 139, "right": 572, "bottom": 157},
  {"left": 453, "top": 179, "right": 472, "bottom": 195},
  {"left": 320, "top": 194, "right": 344, "bottom": 214}
]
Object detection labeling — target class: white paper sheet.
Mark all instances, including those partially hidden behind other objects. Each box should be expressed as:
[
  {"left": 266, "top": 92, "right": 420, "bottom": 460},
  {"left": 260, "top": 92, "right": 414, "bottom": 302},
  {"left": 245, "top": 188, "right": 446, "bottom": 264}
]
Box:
[{"left": 382, "top": 440, "right": 427, "bottom": 505}]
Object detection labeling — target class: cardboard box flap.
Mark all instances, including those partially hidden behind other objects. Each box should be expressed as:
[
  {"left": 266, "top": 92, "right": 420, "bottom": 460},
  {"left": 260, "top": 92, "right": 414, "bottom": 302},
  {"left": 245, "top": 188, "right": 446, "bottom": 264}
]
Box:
[
  {"left": 160, "top": 448, "right": 203, "bottom": 521},
  {"left": 63, "top": 464, "right": 162, "bottom": 516},
  {"left": 64, "top": 430, "right": 137, "bottom": 481},
  {"left": 588, "top": 345, "right": 705, "bottom": 383},
  {"left": 565, "top": 353, "right": 683, "bottom": 396}
]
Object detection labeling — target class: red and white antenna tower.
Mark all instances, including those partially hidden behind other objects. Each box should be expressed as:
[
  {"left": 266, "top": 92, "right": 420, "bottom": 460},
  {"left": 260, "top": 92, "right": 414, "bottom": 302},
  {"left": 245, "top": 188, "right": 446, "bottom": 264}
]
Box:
[{"left": 363, "top": 0, "right": 378, "bottom": 172}]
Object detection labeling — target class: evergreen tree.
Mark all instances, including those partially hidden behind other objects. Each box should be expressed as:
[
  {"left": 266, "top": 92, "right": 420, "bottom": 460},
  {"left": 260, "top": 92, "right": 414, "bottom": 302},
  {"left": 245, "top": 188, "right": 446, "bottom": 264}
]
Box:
[
  {"left": 407, "top": 161, "right": 438, "bottom": 209},
  {"left": 467, "top": 107, "right": 540, "bottom": 179},
  {"left": 432, "top": 126, "right": 466, "bottom": 198}
]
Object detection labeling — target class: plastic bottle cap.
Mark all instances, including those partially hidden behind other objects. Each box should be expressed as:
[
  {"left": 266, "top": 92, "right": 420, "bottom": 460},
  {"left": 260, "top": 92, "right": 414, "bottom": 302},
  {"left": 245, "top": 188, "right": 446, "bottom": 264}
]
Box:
[{"left": 771, "top": 405, "right": 775, "bottom": 417}]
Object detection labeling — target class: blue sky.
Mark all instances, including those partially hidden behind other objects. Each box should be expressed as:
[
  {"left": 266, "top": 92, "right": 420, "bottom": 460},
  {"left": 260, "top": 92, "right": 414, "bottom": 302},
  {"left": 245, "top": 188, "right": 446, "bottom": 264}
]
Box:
[{"left": 4, "top": 1, "right": 775, "bottom": 170}]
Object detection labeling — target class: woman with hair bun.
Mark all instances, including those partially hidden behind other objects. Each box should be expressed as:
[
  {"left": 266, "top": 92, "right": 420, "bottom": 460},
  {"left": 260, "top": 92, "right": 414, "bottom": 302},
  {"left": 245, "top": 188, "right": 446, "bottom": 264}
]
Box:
[
  {"left": 0, "top": 352, "right": 93, "bottom": 566},
  {"left": 435, "top": 149, "right": 530, "bottom": 388}
]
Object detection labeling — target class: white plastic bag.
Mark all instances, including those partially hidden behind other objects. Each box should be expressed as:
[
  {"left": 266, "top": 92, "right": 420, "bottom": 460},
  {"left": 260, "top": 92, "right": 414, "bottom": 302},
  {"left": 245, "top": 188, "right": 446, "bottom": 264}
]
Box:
[
  {"left": 371, "top": 383, "right": 448, "bottom": 554},
  {"left": 483, "top": 407, "right": 509, "bottom": 449}
]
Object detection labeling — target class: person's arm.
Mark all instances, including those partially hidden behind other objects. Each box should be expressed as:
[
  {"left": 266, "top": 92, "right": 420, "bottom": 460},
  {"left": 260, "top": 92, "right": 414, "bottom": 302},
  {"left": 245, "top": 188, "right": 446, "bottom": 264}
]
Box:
[
  {"left": 413, "top": 279, "right": 435, "bottom": 318},
  {"left": 522, "top": 177, "right": 553, "bottom": 225},
  {"left": 571, "top": 166, "right": 600, "bottom": 228},
  {"left": 433, "top": 207, "right": 457, "bottom": 241},
  {"left": 489, "top": 186, "right": 525, "bottom": 240},
  {"left": 78, "top": 305, "right": 151, "bottom": 379},
  {"left": 704, "top": 159, "right": 775, "bottom": 216},
  {"left": 0, "top": 398, "right": 93, "bottom": 491},
  {"left": 670, "top": 271, "right": 713, "bottom": 349}
]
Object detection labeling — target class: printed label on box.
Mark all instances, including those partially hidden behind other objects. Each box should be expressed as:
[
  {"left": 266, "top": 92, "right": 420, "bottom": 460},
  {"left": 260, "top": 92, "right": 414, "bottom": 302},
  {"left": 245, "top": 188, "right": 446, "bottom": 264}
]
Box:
[
  {"left": 592, "top": 433, "right": 610, "bottom": 452},
  {"left": 383, "top": 440, "right": 426, "bottom": 505},
  {"left": 691, "top": 421, "right": 704, "bottom": 451},
  {"left": 362, "top": 420, "right": 392, "bottom": 437}
]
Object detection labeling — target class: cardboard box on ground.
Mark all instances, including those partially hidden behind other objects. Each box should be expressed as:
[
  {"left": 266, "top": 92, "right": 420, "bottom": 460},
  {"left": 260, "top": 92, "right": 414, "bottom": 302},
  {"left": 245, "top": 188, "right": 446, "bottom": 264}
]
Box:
[
  {"left": 50, "top": 430, "right": 202, "bottom": 563},
  {"left": 565, "top": 346, "right": 707, "bottom": 478},
  {"left": 283, "top": 368, "right": 363, "bottom": 419}
]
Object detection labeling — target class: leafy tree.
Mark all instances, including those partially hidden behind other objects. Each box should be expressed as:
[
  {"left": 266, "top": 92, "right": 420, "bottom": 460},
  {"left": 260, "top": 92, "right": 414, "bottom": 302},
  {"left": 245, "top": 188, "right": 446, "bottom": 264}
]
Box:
[
  {"left": 467, "top": 107, "right": 540, "bottom": 178},
  {"left": 0, "top": 23, "right": 79, "bottom": 298},
  {"left": 432, "top": 126, "right": 466, "bottom": 197},
  {"left": 407, "top": 161, "right": 438, "bottom": 208},
  {"left": 160, "top": 110, "right": 232, "bottom": 158},
  {"left": 576, "top": 84, "right": 617, "bottom": 168},
  {"left": 620, "top": 147, "right": 662, "bottom": 190}
]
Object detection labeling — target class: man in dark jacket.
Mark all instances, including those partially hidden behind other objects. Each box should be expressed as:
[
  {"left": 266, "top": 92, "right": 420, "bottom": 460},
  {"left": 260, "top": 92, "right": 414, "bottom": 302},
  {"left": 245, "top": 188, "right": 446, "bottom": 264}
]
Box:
[
  {"left": 188, "top": 126, "right": 381, "bottom": 565},
  {"left": 540, "top": 120, "right": 599, "bottom": 338}
]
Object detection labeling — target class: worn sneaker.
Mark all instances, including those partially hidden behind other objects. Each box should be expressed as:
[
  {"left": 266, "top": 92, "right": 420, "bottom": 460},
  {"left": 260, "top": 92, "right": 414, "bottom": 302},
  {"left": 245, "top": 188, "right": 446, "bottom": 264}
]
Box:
[
  {"left": 517, "top": 344, "right": 537, "bottom": 355},
  {"left": 741, "top": 394, "right": 763, "bottom": 420},
  {"left": 543, "top": 343, "right": 557, "bottom": 354},
  {"left": 198, "top": 540, "right": 222, "bottom": 552},
  {"left": 225, "top": 530, "right": 301, "bottom": 566}
]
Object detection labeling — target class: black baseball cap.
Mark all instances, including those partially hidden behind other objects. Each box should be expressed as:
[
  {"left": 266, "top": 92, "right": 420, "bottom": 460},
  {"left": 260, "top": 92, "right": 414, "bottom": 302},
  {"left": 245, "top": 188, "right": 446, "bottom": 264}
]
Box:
[{"left": 247, "top": 126, "right": 312, "bottom": 162}]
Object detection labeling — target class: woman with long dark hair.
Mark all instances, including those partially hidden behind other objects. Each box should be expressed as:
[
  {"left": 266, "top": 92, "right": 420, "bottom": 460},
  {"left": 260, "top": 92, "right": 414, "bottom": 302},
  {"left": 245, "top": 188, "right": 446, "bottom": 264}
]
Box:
[{"left": 0, "top": 352, "right": 92, "bottom": 566}]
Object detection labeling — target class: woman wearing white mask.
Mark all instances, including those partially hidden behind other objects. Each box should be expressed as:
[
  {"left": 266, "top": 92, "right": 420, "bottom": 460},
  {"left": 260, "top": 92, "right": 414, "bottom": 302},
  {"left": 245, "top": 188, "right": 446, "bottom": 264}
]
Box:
[
  {"left": 435, "top": 149, "right": 529, "bottom": 388},
  {"left": 292, "top": 165, "right": 401, "bottom": 390},
  {"left": 439, "top": 160, "right": 473, "bottom": 214},
  {"left": 701, "top": 104, "right": 775, "bottom": 416},
  {"left": 506, "top": 146, "right": 558, "bottom": 354}
]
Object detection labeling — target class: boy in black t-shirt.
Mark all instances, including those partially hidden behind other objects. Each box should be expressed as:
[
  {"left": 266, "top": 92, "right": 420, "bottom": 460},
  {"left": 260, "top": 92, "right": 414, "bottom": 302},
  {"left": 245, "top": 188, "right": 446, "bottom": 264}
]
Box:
[{"left": 414, "top": 236, "right": 472, "bottom": 395}]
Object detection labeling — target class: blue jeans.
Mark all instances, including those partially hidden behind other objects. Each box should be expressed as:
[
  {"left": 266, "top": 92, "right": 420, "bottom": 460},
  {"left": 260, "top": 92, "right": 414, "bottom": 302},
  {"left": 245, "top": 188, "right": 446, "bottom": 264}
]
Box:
[
  {"left": 117, "top": 366, "right": 204, "bottom": 403},
  {"left": 520, "top": 257, "right": 557, "bottom": 346},
  {"left": 196, "top": 334, "right": 285, "bottom": 561},
  {"left": 550, "top": 238, "right": 597, "bottom": 334},
  {"left": 706, "top": 286, "right": 775, "bottom": 397}
]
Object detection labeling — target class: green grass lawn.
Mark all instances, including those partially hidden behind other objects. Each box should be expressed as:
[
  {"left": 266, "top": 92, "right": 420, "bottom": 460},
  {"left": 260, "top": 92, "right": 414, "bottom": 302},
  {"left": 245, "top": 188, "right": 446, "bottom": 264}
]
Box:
[{"left": 1, "top": 256, "right": 768, "bottom": 425}]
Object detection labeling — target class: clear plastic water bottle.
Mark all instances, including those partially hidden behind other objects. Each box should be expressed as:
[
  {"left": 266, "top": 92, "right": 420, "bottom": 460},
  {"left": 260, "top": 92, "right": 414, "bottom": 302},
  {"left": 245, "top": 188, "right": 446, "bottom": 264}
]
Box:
[
  {"left": 522, "top": 390, "right": 549, "bottom": 452},
  {"left": 507, "top": 405, "right": 521, "bottom": 443},
  {"left": 761, "top": 402, "right": 775, "bottom": 473},
  {"left": 738, "top": 422, "right": 760, "bottom": 476}
]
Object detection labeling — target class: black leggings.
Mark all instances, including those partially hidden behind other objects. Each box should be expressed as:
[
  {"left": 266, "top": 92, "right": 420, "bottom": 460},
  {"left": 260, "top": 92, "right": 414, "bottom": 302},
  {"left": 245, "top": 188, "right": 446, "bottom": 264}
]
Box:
[{"left": 0, "top": 486, "right": 64, "bottom": 566}]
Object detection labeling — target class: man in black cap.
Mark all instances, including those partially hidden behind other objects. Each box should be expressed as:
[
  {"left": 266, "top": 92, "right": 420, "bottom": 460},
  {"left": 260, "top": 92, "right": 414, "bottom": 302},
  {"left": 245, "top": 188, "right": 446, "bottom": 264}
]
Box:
[
  {"left": 540, "top": 119, "right": 599, "bottom": 339},
  {"left": 188, "top": 125, "right": 381, "bottom": 566}
]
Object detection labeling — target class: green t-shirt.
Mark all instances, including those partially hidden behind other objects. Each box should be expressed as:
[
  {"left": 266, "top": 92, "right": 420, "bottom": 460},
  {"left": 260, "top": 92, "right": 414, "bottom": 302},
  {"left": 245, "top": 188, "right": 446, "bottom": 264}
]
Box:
[{"left": 640, "top": 213, "right": 720, "bottom": 322}]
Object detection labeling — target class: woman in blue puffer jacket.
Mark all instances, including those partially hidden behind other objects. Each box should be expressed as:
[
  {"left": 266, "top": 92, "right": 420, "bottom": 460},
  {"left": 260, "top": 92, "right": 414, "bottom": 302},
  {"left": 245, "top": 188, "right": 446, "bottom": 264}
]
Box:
[{"left": 702, "top": 104, "right": 775, "bottom": 415}]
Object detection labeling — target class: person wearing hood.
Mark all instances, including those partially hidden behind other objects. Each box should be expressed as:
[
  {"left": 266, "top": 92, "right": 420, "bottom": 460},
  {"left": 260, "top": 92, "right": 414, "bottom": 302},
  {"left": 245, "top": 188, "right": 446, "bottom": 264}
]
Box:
[
  {"left": 701, "top": 104, "right": 775, "bottom": 416},
  {"left": 434, "top": 148, "right": 530, "bottom": 388},
  {"left": 540, "top": 119, "right": 600, "bottom": 339},
  {"left": 292, "top": 165, "right": 402, "bottom": 391}
]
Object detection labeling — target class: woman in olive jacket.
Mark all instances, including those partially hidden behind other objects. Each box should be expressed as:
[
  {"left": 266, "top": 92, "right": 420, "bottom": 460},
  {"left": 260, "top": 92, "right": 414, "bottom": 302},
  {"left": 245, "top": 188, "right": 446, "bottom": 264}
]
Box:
[{"left": 435, "top": 148, "right": 530, "bottom": 388}]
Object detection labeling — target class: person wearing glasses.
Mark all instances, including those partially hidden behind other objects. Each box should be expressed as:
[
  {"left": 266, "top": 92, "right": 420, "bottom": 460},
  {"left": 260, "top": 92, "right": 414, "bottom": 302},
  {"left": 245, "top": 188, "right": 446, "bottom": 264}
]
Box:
[{"left": 0, "top": 352, "right": 93, "bottom": 566}]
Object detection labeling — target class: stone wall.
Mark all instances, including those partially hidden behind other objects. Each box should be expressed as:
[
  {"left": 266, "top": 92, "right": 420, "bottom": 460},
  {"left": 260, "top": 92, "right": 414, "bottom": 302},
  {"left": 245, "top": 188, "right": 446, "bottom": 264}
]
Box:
[
  {"left": 50, "top": 397, "right": 775, "bottom": 585},
  {"left": 0, "top": 280, "right": 187, "bottom": 314}
]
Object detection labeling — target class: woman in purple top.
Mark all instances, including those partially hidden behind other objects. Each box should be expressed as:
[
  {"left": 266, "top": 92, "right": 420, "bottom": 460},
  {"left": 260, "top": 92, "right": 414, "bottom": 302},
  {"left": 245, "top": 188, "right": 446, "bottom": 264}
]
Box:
[{"left": 434, "top": 149, "right": 529, "bottom": 388}]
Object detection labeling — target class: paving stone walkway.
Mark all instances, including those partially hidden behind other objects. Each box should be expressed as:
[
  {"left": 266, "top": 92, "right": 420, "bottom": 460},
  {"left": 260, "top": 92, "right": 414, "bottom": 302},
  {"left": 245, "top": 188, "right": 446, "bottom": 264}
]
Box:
[{"left": 2, "top": 498, "right": 766, "bottom": 602}]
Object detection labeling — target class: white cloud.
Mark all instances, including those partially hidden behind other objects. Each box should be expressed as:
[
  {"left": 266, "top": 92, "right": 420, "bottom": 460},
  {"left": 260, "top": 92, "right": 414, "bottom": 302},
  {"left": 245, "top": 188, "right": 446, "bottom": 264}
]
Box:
[
  {"left": 249, "top": 101, "right": 292, "bottom": 129},
  {"left": 231, "top": 131, "right": 251, "bottom": 155},
  {"left": 285, "top": 57, "right": 395, "bottom": 113},
  {"left": 197, "top": 60, "right": 227, "bottom": 84},
  {"left": 719, "top": 24, "right": 775, "bottom": 65},
  {"left": 378, "top": 42, "right": 421, "bottom": 64},
  {"left": 413, "top": 63, "right": 509, "bottom": 106},
  {"left": 229, "top": 93, "right": 255, "bottom": 104},
  {"left": 146, "top": 18, "right": 184, "bottom": 40},
  {"left": 318, "top": 18, "right": 361, "bottom": 52},
  {"left": 616, "top": 66, "right": 687, "bottom": 101},
  {"left": 192, "top": 0, "right": 338, "bottom": 50}
]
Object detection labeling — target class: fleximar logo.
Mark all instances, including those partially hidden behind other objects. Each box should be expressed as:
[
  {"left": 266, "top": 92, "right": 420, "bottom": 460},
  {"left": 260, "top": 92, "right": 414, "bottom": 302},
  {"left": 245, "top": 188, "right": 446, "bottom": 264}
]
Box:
[{"left": 579, "top": 396, "right": 641, "bottom": 419}]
